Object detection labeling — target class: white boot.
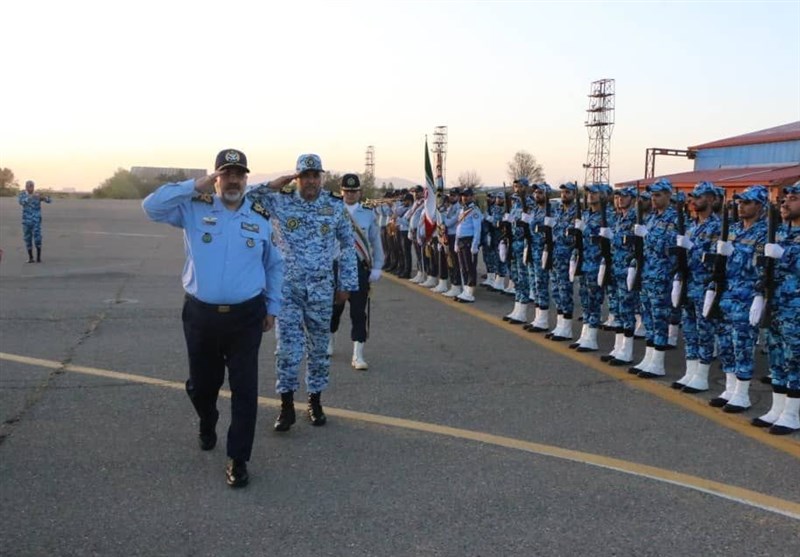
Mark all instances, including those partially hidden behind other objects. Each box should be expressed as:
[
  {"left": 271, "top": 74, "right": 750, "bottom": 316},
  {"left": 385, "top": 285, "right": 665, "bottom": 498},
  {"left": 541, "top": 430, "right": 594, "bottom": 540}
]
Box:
[
  {"left": 634, "top": 314, "right": 646, "bottom": 338},
  {"left": 770, "top": 396, "right": 800, "bottom": 435},
  {"left": 752, "top": 391, "right": 786, "bottom": 427},
  {"left": 491, "top": 274, "right": 506, "bottom": 291},
  {"left": 482, "top": 273, "right": 495, "bottom": 286},
  {"left": 629, "top": 346, "right": 654, "bottom": 374},
  {"left": 549, "top": 315, "right": 563, "bottom": 337},
  {"left": 602, "top": 313, "right": 619, "bottom": 330},
  {"left": 457, "top": 285, "right": 475, "bottom": 303},
  {"left": 683, "top": 362, "right": 710, "bottom": 393},
  {"left": 602, "top": 333, "right": 624, "bottom": 362},
  {"left": 639, "top": 348, "right": 666, "bottom": 377},
  {"left": 668, "top": 324, "right": 679, "bottom": 348},
  {"left": 351, "top": 341, "right": 368, "bottom": 370},
  {"left": 529, "top": 308, "right": 549, "bottom": 332},
  {"left": 723, "top": 379, "right": 751, "bottom": 413},
  {"left": 611, "top": 335, "right": 634, "bottom": 365},
  {"left": 504, "top": 302, "right": 520, "bottom": 321},
  {"left": 409, "top": 270, "right": 424, "bottom": 283},
  {"left": 421, "top": 274, "right": 438, "bottom": 287},
  {"left": 508, "top": 302, "right": 528, "bottom": 324},
  {"left": 432, "top": 278, "right": 449, "bottom": 293},
  {"left": 570, "top": 324, "right": 590, "bottom": 349},
  {"left": 327, "top": 335, "right": 334, "bottom": 356},
  {"left": 576, "top": 326, "right": 599, "bottom": 352},
  {"left": 553, "top": 317, "right": 573, "bottom": 341},
  {"left": 443, "top": 284, "right": 462, "bottom": 298},
  {"left": 672, "top": 360, "right": 698, "bottom": 389},
  {"left": 503, "top": 280, "right": 516, "bottom": 295},
  {"left": 710, "top": 373, "right": 737, "bottom": 407}
]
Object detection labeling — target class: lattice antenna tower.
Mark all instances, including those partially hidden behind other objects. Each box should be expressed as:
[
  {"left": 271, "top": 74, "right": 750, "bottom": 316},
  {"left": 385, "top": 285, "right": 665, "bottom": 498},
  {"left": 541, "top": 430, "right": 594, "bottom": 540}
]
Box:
[
  {"left": 583, "top": 79, "right": 615, "bottom": 186},
  {"left": 432, "top": 126, "right": 448, "bottom": 191},
  {"left": 365, "top": 145, "right": 375, "bottom": 180}
]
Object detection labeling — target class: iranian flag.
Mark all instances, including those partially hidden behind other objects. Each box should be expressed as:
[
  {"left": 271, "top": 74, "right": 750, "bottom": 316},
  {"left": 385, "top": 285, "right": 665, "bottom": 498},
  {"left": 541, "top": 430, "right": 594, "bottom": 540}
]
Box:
[{"left": 422, "top": 138, "right": 439, "bottom": 240}]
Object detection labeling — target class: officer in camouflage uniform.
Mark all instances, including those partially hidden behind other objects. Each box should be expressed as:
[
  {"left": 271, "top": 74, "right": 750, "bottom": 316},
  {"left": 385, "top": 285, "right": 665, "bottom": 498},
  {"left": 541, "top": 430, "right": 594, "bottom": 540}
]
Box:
[
  {"left": 18, "top": 180, "right": 52, "bottom": 263},
  {"left": 247, "top": 154, "right": 358, "bottom": 431},
  {"left": 488, "top": 192, "right": 509, "bottom": 292},
  {"left": 480, "top": 192, "right": 499, "bottom": 288},
  {"left": 750, "top": 183, "right": 800, "bottom": 434},
  {"left": 503, "top": 178, "right": 532, "bottom": 323},
  {"left": 708, "top": 185, "right": 768, "bottom": 413},
  {"left": 629, "top": 178, "right": 677, "bottom": 378},
  {"left": 673, "top": 182, "right": 722, "bottom": 393},
  {"left": 547, "top": 182, "right": 578, "bottom": 341},
  {"left": 525, "top": 183, "right": 553, "bottom": 332}
]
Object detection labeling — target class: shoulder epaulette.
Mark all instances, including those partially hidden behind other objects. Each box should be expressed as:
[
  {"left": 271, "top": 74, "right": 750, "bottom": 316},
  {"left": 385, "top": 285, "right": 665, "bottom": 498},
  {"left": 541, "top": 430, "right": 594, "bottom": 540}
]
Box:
[
  {"left": 329, "top": 190, "right": 343, "bottom": 200},
  {"left": 280, "top": 185, "right": 295, "bottom": 194},
  {"left": 193, "top": 193, "right": 214, "bottom": 204},
  {"left": 251, "top": 201, "right": 270, "bottom": 220}
]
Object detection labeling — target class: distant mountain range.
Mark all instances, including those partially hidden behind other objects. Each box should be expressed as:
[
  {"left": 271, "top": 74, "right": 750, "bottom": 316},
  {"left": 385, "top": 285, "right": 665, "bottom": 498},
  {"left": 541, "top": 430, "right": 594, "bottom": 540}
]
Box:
[{"left": 248, "top": 172, "right": 418, "bottom": 190}]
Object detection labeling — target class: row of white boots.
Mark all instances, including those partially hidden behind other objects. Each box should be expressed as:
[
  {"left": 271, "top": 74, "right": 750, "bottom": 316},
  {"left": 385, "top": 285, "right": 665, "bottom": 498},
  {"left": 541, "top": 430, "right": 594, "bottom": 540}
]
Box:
[{"left": 408, "top": 270, "right": 477, "bottom": 303}]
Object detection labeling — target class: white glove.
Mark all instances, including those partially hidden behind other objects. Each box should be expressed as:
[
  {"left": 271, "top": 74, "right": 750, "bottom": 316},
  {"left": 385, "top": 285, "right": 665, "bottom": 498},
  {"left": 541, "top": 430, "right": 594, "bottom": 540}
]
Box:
[
  {"left": 544, "top": 216, "right": 556, "bottom": 227},
  {"left": 471, "top": 246, "right": 479, "bottom": 255},
  {"left": 499, "top": 241, "right": 508, "bottom": 263},
  {"left": 568, "top": 253, "right": 578, "bottom": 283},
  {"left": 599, "top": 227, "right": 613, "bottom": 240},
  {"left": 634, "top": 224, "right": 648, "bottom": 238},
  {"left": 626, "top": 265, "right": 637, "bottom": 292},
  {"left": 541, "top": 249, "right": 550, "bottom": 270},
  {"left": 676, "top": 235, "right": 694, "bottom": 250},
  {"left": 368, "top": 269, "right": 382, "bottom": 282},
  {"left": 597, "top": 262, "right": 607, "bottom": 287},
  {"left": 765, "top": 243, "right": 785, "bottom": 259},
  {"left": 521, "top": 213, "right": 533, "bottom": 223},
  {"left": 702, "top": 287, "right": 716, "bottom": 319},
  {"left": 671, "top": 274, "right": 683, "bottom": 308},
  {"left": 503, "top": 213, "right": 512, "bottom": 223},
  {"left": 716, "top": 240, "right": 733, "bottom": 257},
  {"left": 574, "top": 219, "right": 585, "bottom": 232},
  {"left": 407, "top": 231, "right": 413, "bottom": 241},
  {"left": 749, "top": 294, "right": 765, "bottom": 327}
]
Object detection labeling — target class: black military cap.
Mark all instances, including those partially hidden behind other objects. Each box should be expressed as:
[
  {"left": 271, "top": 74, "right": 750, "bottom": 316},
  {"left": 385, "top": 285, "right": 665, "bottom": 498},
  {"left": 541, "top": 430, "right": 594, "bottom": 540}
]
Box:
[
  {"left": 214, "top": 149, "right": 250, "bottom": 172},
  {"left": 341, "top": 173, "right": 361, "bottom": 190},
  {"left": 460, "top": 187, "right": 474, "bottom": 196}
]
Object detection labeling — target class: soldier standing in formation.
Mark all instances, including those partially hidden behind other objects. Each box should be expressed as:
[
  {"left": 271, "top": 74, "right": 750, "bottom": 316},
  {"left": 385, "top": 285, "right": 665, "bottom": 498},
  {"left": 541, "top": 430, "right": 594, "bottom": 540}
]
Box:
[
  {"left": 247, "top": 154, "right": 358, "bottom": 432},
  {"left": 18, "top": 180, "right": 51, "bottom": 263}
]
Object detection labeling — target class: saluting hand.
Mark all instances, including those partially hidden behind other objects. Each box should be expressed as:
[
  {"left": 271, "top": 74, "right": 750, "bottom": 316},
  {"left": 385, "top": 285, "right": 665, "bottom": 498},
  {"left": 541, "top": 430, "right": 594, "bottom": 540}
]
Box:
[
  {"left": 269, "top": 174, "right": 299, "bottom": 190},
  {"left": 195, "top": 170, "right": 222, "bottom": 194}
]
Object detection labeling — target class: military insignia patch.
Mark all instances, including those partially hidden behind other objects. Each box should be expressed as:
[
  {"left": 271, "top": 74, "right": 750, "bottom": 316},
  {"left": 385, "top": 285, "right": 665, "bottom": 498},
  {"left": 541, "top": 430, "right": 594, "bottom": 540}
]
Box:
[
  {"left": 202, "top": 232, "right": 212, "bottom": 243},
  {"left": 281, "top": 185, "right": 295, "bottom": 194},
  {"left": 321, "top": 223, "right": 330, "bottom": 234},
  {"left": 241, "top": 222, "right": 260, "bottom": 233},
  {"left": 346, "top": 177, "right": 357, "bottom": 187},
  {"left": 246, "top": 238, "right": 256, "bottom": 248},
  {"left": 251, "top": 202, "right": 270, "bottom": 220},
  {"left": 202, "top": 216, "right": 218, "bottom": 225},
  {"left": 319, "top": 206, "right": 334, "bottom": 216},
  {"left": 286, "top": 217, "right": 299, "bottom": 231},
  {"left": 225, "top": 150, "right": 240, "bottom": 163},
  {"left": 193, "top": 193, "right": 214, "bottom": 204}
]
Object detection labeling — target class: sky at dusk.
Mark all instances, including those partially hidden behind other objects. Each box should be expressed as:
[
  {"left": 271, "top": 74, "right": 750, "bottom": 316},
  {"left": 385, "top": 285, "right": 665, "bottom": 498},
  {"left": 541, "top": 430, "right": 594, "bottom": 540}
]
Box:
[{"left": 2, "top": 0, "right": 799, "bottom": 191}]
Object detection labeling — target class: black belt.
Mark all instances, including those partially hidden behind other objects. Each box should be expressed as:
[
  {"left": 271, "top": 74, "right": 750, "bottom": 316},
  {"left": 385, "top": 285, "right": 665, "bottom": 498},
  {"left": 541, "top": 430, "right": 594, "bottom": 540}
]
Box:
[{"left": 185, "top": 294, "right": 263, "bottom": 314}]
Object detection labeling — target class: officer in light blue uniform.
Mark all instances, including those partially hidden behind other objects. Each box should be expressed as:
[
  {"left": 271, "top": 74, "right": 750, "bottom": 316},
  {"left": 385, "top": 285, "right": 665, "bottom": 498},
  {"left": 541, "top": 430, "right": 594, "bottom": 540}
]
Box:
[
  {"left": 247, "top": 154, "right": 358, "bottom": 431},
  {"left": 454, "top": 188, "right": 483, "bottom": 303},
  {"left": 142, "top": 148, "right": 284, "bottom": 488},
  {"left": 709, "top": 185, "right": 768, "bottom": 413},
  {"left": 18, "top": 180, "right": 52, "bottom": 263},
  {"left": 754, "top": 182, "right": 800, "bottom": 434},
  {"left": 331, "top": 173, "right": 385, "bottom": 370},
  {"left": 674, "top": 182, "right": 722, "bottom": 393}
]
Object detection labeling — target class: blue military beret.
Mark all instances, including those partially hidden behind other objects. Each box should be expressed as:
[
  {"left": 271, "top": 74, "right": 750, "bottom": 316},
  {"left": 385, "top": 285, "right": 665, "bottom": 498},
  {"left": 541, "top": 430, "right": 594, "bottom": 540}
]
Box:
[
  {"left": 639, "top": 190, "right": 652, "bottom": 200},
  {"left": 494, "top": 191, "right": 505, "bottom": 200},
  {"left": 647, "top": 178, "right": 673, "bottom": 193},
  {"left": 534, "top": 182, "right": 552, "bottom": 193},
  {"left": 514, "top": 177, "right": 530, "bottom": 187},
  {"left": 296, "top": 153, "right": 324, "bottom": 173},
  {"left": 613, "top": 186, "right": 637, "bottom": 197},
  {"left": 559, "top": 182, "right": 577, "bottom": 191},
  {"left": 783, "top": 182, "right": 800, "bottom": 195},
  {"left": 689, "top": 181, "right": 719, "bottom": 198},
  {"left": 585, "top": 183, "right": 604, "bottom": 193},
  {"left": 733, "top": 184, "right": 769, "bottom": 205}
]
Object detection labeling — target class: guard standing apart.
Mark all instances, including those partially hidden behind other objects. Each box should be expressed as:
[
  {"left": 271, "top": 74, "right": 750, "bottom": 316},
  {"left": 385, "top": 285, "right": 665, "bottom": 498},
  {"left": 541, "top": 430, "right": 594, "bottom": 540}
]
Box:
[
  {"left": 18, "top": 180, "right": 51, "bottom": 263},
  {"left": 142, "top": 148, "right": 284, "bottom": 488},
  {"left": 455, "top": 188, "right": 483, "bottom": 303},
  {"left": 330, "top": 174, "right": 384, "bottom": 370},
  {"left": 247, "top": 154, "right": 358, "bottom": 432}
]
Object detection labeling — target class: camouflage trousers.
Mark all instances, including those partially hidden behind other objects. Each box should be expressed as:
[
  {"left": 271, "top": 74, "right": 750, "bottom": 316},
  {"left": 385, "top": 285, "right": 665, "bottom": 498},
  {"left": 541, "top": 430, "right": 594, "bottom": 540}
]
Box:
[
  {"left": 579, "top": 274, "right": 604, "bottom": 328},
  {"left": 22, "top": 221, "right": 42, "bottom": 249},
  {"left": 611, "top": 272, "right": 637, "bottom": 332},
  {"left": 682, "top": 288, "right": 717, "bottom": 364},
  {"left": 718, "top": 296, "right": 758, "bottom": 381},
  {"left": 551, "top": 254, "right": 573, "bottom": 316},
  {"left": 767, "top": 310, "right": 800, "bottom": 391},
  {"left": 640, "top": 275, "right": 671, "bottom": 347},
  {"left": 511, "top": 241, "right": 530, "bottom": 303}
]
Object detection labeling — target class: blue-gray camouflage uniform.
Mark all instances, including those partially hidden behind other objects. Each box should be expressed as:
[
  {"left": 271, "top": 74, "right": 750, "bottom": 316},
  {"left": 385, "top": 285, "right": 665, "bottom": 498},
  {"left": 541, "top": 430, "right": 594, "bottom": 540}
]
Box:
[
  {"left": 509, "top": 193, "right": 531, "bottom": 303},
  {"left": 580, "top": 191, "right": 605, "bottom": 328},
  {"left": 611, "top": 192, "right": 638, "bottom": 334},
  {"left": 552, "top": 186, "right": 577, "bottom": 318},
  {"left": 528, "top": 184, "right": 551, "bottom": 310},
  {"left": 766, "top": 221, "right": 800, "bottom": 392},
  {"left": 19, "top": 188, "right": 51, "bottom": 251}
]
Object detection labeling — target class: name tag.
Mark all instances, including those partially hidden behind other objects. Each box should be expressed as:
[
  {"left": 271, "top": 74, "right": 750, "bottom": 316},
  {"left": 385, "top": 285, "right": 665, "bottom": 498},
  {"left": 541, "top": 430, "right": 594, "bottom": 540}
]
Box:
[
  {"left": 202, "top": 217, "right": 217, "bottom": 226},
  {"left": 241, "top": 222, "right": 260, "bottom": 233}
]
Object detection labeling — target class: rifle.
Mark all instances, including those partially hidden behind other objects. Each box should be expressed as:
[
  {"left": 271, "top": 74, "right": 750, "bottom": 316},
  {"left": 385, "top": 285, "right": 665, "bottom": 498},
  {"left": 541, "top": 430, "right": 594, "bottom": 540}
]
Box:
[
  {"left": 568, "top": 185, "right": 584, "bottom": 278},
  {"left": 756, "top": 201, "right": 780, "bottom": 327},
  {"left": 625, "top": 181, "right": 645, "bottom": 292},
  {"left": 520, "top": 188, "right": 534, "bottom": 265},
  {"left": 538, "top": 191, "right": 554, "bottom": 271},
  {"left": 500, "top": 182, "right": 513, "bottom": 263},
  {"left": 596, "top": 194, "right": 612, "bottom": 287},
  {"left": 670, "top": 199, "right": 690, "bottom": 308},
  {"left": 702, "top": 195, "right": 731, "bottom": 319}
]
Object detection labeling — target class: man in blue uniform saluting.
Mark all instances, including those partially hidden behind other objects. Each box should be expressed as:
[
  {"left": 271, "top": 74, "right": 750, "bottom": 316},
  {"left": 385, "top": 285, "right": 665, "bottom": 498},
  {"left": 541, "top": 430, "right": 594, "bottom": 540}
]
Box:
[{"left": 142, "top": 148, "right": 284, "bottom": 488}]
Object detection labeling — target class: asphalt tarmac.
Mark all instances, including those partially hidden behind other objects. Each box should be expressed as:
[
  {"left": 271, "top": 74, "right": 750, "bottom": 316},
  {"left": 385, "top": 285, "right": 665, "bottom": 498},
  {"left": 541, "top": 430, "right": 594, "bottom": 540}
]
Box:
[{"left": 0, "top": 197, "right": 798, "bottom": 557}]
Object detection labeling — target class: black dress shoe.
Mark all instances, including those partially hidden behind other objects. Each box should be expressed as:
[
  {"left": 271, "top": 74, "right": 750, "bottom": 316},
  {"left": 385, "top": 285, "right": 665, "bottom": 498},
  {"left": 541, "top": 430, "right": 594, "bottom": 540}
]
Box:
[
  {"left": 225, "top": 459, "right": 249, "bottom": 488},
  {"left": 198, "top": 431, "right": 217, "bottom": 451},
  {"left": 708, "top": 397, "right": 729, "bottom": 408}
]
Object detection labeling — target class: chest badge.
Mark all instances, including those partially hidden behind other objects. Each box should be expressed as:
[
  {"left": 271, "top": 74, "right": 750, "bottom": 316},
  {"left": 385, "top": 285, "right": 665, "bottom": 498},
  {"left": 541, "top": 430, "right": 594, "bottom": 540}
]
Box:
[
  {"left": 241, "top": 222, "right": 259, "bottom": 233},
  {"left": 286, "top": 217, "right": 299, "bottom": 231},
  {"left": 202, "top": 216, "right": 217, "bottom": 226},
  {"left": 246, "top": 238, "right": 256, "bottom": 248},
  {"left": 321, "top": 223, "right": 331, "bottom": 234},
  {"left": 319, "top": 206, "right": 334, "bottom": 216},
  {"left": 202, "top": 232, "right": 213, "bottom": 243}
]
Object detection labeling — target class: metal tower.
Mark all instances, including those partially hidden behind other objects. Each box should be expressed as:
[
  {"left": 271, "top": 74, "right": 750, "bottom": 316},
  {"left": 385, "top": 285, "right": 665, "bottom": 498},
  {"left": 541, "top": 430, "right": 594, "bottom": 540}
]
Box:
[
  {"left": 365, "top": 145, "right": 375, "bottom": 180},
  {"left": 432, "top": 126, "right": 448, "bottom": 191},
  {"left": 584, "top": 79, "right": 615, "bottom": 185}
]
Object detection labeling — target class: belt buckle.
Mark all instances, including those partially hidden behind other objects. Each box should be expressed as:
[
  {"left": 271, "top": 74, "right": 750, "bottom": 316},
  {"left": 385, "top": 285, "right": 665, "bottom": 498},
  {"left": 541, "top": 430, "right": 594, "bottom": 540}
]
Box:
[{"left": 217, "top": 305, "right": 231, "bottom": 313}]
